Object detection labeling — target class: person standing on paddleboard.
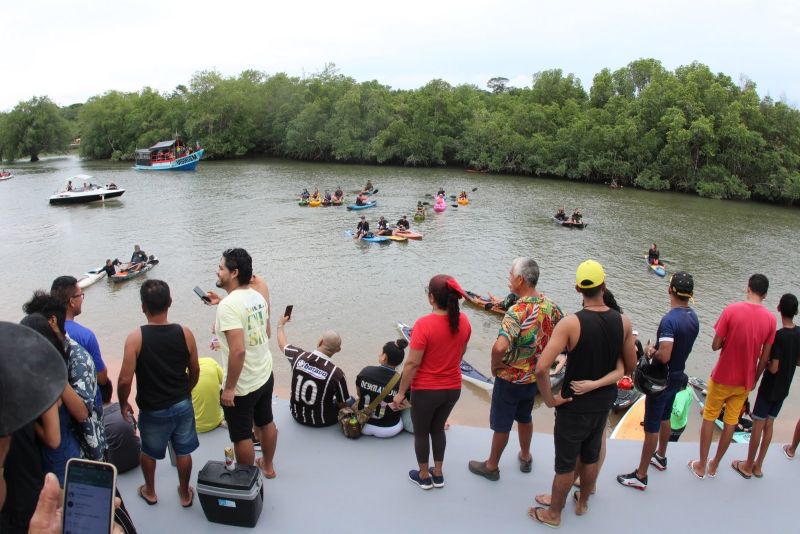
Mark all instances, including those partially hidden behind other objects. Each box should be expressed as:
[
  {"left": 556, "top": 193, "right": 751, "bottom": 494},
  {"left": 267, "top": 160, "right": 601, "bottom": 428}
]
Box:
[
  {"left": 688, "top": 274, "right": 775, "bottom": 479},
  {"left": 468, "top": 258, "right": 563, "bottom": 481},
  {"left": 530, "top": 260, "right": 637, "bottom": 528},
  {"left": 617, "top": 271, "right": 699, "bottom": 490}
]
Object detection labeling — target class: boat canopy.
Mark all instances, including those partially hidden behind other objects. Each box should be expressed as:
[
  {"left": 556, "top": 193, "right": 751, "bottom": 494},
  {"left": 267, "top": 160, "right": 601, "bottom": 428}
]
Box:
[{"left": 148, "top": 140, "right": 177, "bottom": 151}]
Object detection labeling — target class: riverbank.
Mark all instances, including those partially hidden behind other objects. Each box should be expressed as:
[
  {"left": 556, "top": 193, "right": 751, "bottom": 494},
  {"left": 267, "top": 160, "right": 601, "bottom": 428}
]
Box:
[{"left": 116, "top": 397, "right": 798, "bottom": 533}]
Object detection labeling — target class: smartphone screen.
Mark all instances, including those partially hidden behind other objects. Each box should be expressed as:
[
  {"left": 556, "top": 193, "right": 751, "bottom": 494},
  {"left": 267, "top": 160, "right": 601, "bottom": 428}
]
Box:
[
  {"left": 63, "top": 459, "right": 116, "bottom": 534},
  {"left": 284, "top": 304, "right": 293, "bottom": 319},
  {"left": 193, "top": 286, "right": 210, "bottom": 303}
]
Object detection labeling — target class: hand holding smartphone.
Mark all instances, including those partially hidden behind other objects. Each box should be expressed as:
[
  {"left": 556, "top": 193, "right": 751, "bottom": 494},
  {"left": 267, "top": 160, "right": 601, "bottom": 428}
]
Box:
[
  {"left": 193, "top": 286, "right": 211, "bottom": 304},
  {"left": 283, "top": 305, "right": 293, "bottom": 319},
  {"left": 63, "top": 458, "right": 117, "bottom": 534}
]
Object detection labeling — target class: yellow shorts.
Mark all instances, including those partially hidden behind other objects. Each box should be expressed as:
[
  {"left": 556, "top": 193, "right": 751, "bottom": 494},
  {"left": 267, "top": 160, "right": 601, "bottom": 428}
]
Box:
[{"left": 702, "top": 378, "right": 749, "bottom": 426}]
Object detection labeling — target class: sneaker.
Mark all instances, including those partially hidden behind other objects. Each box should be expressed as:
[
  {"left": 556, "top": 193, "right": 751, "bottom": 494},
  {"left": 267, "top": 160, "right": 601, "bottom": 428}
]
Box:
[
  {"left": 408, "top": 470, "right": 433, "bottom": 490},
  {"left": 468, "top": 460, "right": 500, "bottom": 481},
  {"left": 432, "top": 474, "right": 445, "bottom": 488},
  {"left": 617, "top": 471, "right": 648, "bottom": 490},
  {"left": 650, "top": 453, "right": 667, "bottom": 471}
]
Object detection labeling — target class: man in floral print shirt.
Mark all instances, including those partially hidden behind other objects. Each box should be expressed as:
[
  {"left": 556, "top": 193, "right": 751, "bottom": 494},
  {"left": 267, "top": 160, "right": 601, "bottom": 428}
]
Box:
[{"left": 468, "top": 258, "right": 563, "bottom": 481}]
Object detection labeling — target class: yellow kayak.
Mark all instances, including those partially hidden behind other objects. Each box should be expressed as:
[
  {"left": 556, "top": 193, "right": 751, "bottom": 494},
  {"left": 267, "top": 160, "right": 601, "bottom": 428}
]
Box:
[{"left": 457, "top": 198, "right": 469, "bottom": 205}]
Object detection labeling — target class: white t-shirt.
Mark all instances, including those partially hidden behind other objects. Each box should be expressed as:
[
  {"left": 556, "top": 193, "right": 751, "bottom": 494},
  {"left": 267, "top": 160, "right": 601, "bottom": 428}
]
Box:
[{"left": 215, "top": 288, "right": 272, "bottom": 396}]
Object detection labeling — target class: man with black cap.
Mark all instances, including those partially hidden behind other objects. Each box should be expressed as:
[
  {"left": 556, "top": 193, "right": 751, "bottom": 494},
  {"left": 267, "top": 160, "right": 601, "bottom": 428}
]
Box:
[
  {"left": 0, "top": 322, "right": 67, "bottom": 524},
  {"left": 355, "top": 215, "right": 370, "bottom": 239},
  {"left": 617, "top": 271, "right": 699, "bottom": 490},
  {"left": 376, "top": 216, "right": 391, "bottom": 236},
  {"left": 530, "top": 260, "right": 637, "bottom": 528}
]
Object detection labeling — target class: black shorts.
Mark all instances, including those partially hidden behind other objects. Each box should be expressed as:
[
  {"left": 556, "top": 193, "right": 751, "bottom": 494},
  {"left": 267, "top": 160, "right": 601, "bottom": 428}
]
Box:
[
  {"left": 222, "top": 374, "right": 274, "bottom": 443},
  {"left": 553, "top": 409, "right": 608, "bottom": 474}
]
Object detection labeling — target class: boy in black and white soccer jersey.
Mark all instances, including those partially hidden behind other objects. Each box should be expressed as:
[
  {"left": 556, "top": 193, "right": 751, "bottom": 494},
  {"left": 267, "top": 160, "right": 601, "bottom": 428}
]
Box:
[
  {"left": 277, "top": 314, "right": 351, "bottom": 427},
  {"left": 356, "top": 338, "right": 408, "bottom": 438}
]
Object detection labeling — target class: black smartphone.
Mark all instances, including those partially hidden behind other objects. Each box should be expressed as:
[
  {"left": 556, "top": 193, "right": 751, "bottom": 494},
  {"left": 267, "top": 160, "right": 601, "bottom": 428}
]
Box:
[
  {"left": 284, "top": 305, "right": 293, "bottom": 319},
  {"left": 62, "top": 458, "right": 117, "bottom": 534},
  {"left": 193, "top": 286, "right": 211, "bottom": 304}
]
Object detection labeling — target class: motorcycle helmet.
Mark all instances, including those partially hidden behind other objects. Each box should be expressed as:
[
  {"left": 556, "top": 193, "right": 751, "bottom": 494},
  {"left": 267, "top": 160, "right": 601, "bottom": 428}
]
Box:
[{"left": 634, "top": 356, "right": 669, "bottom": 396}]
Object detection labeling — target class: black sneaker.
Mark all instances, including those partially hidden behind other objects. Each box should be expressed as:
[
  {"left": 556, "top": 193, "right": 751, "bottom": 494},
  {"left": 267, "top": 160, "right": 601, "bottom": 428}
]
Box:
[
  {"left": 650, "top": 453, "right": 667, "bottom": 471},
  {"left": 431, "top": 474, "right": 445, "bottom": 488},
  {"left": 408, "top": 470, "right": 433, "bottom": 490},
  {"left": 617, "top": 471, "right": 648, "bottom": 491}
]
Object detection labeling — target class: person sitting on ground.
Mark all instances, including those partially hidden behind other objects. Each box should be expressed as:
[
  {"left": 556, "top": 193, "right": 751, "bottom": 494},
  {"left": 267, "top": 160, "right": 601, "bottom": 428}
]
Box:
[
  {"left": 130, "top": 245, "right": 148, "bottom": 271},
  {"left": 396, "top": 215, "right": 411, "bottom": 232},
  {"left": 356, "top": 339, "right": 408, "bottom": 438},
  {"left": 356, "top": 192, "right": 368, "bottom": 206},
  {"left": 102, "top": 385, "right": 141, "bottom": 475},
  {"left": 554, "top": 207, "right": 567, "bottom": 221},
  {"left": 276, "top": 314, "right": 350, "bottom": 428},
  {"left": 647, "top": 243, "right": 660, "bottom": 265},
  {"left": 355, "top": 216, "right": 370, "bottom": 240},
  {"left": 301, "top": 188, "right": 310, "bottom": 200},
  {"left": 192, "top": 357, "right": 226, "bottom": 433}
]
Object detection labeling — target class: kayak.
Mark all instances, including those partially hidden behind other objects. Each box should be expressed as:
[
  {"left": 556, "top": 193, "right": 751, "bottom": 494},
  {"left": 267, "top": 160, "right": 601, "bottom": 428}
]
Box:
[
  {"left": 347, "top": 201, "right": 377, "bottom": 210},
  {"left": 610, "top": 395, "right": 646, "bottom": 440},
  {"left": 553, "top": 217, "right": 587, "bottom": 229},
  {"left": 384, "top": 235, "right": 408, "bottom": 242},
  {"left": 457, "top": 198, "right": 469, "bottom": 205},
  {"left": 413, "top": 213, "right": 425, "bottom": 222},
  {"left": 109, "top": 257, "right": 159, "bottom": 283},
  {"left": 77, "top": 265, "right": 107, "bottom": 289},
  {"left": 464, "top": 290, "right": 505, "bottom": 315},
  {"left": 645, "top": 256, "right": 666, "bottom": 277},
  {"left": 433, "top": 203, "right": 446, "bottom": 212},
  {"left": 332, "top": 198, "right": 344, "bottom": 206},
  {"left": 613, "top": 386, "right": 643, "bottom": 413},
  {"left": 298, "top": 199, "right": 309, "bottom": 206},
  {"left": 394, "top": 230, "right": 423, "bottom": 240},
  {"left": 688, "top": 376, "right": 751, "bottom": 443},
  {"left": 344, "top": 230, "right": 389, "bottom": 243},
  {"left": 309, "top": 199, "right": 321, "bottom": 207}
]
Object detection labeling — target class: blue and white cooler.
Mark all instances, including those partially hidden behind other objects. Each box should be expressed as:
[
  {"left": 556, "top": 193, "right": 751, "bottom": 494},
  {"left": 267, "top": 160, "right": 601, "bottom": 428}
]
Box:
[{"left": 197, "top": 461, "right": 264, "bottom": 528}]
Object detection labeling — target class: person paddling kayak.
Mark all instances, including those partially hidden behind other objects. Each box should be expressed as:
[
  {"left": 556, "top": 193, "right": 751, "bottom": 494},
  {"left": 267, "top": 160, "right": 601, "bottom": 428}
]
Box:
[{"left": 554, "top": 207, "right": 567, "bottom": 221}]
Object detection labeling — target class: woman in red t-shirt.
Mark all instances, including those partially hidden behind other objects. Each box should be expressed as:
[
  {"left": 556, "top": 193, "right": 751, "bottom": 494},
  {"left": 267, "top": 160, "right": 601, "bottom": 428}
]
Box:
[{"left": 392, "top": 274, "right": 472, "bottom": 489}]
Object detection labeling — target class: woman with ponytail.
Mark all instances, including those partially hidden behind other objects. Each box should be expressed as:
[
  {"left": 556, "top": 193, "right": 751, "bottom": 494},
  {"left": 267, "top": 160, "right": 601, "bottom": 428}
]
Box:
[
  {"left": 356, "top": 338, "right": 409, "bottom": 438},
  {"left": 392, "top": 274, "right": 472, "bottom": 490}
]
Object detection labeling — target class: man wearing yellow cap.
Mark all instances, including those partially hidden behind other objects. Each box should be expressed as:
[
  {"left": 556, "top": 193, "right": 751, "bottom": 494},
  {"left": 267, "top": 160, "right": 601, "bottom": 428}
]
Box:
[{"left": 530, "top": 260, "right": 637, "bottom": 528}]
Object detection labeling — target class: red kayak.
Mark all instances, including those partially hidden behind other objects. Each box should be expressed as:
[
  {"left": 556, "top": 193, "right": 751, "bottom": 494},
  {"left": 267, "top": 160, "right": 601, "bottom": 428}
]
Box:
[{"left": 394, "top": 230, "right": 423, "bottom": 240}]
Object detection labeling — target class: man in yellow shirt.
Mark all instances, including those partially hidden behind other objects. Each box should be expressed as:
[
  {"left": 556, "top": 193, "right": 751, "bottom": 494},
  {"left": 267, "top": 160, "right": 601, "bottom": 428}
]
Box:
[{"left": 192, "top": 358, "right": 225, "bottom": 433}]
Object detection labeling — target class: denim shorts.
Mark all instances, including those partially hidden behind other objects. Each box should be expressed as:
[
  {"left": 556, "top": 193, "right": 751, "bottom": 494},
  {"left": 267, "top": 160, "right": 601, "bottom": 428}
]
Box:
[
  {"left": 138, "top": 398, "right": 199, "bottom": 459},
  {"left": 643, "top": 374, "right": 685, "bottom": 434},
  {"left": 490, "top": 378, "right": 538, "bottom": 432},
  {"left": 751, "top": 393, "right": 784, "bottom": 420}
]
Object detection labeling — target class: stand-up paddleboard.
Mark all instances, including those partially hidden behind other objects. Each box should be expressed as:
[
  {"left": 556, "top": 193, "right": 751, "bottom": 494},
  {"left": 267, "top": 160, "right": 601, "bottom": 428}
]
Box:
[
  {"left": 644, "top": 256, "right": 666, "bottom": 277},
  {"left": 396, "top": 322, "right": 494, "bottom": 391},
  {"left": 610, "top": 395, "right": 646, "bottom": 440},
  {"left": 347, "top": 201, "right": 377, "bottom": 210},
  {"left": 688, "top": 376, "right": 751, "bottom": 443},
  {"left": 344, "top": 230, "right": 389, "bottom": 243}
]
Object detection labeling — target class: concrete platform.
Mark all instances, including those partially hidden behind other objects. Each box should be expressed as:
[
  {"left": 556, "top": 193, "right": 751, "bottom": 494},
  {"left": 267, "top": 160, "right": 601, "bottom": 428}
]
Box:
[{"left": 117, "top": 398, "right": 797, "bottom": 532}]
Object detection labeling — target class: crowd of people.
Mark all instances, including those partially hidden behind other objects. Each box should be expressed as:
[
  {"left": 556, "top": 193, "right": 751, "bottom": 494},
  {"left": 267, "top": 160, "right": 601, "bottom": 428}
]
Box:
[{"left": 2, "top": 244, "right": 799, "bottom": 531}]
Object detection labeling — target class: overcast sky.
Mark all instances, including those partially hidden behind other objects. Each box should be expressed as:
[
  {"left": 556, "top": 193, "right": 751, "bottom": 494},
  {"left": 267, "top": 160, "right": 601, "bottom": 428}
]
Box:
[{"left": 2, "top": 0, "right": 798, "bottom": 111}]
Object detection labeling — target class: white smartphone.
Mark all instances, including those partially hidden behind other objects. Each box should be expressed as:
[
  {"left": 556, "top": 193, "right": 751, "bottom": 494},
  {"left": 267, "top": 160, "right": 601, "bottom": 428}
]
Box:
[{"left": 62, "top": 458, "right": 117, "bottom": 534}]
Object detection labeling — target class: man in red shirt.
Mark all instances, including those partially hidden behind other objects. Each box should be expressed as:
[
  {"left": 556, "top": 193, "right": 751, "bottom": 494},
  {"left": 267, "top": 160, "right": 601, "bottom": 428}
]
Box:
[{"left": 688, "top": 274, "right": 776, "bottom": 478}]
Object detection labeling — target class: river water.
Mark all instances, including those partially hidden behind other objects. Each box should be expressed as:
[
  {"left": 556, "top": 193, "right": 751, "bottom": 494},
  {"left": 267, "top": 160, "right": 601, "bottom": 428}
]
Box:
[{"left": 1, "top": 155, "right": 798, "bottom": 440}]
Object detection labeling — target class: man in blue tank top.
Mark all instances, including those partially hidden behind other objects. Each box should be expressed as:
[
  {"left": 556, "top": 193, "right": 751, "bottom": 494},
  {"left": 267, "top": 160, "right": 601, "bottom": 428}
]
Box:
[
  {"left": 531, "top": 260, "right": 637, "bottom": 528},
  {"left": 118, "top": 279, "right": 200, "bottom": 508},
  {"left": 617, "top": 272, "right": 699, "bottom": 490}
]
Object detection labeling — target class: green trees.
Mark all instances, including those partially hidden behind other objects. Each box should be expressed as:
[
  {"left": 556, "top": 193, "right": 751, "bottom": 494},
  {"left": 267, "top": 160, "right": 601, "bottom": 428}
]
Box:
[
  {"left": 5, "top": 58, "right": 800, "bottom": 204},
  {"left": 0, "top": 97, "right": 70, "bottom": 161}
]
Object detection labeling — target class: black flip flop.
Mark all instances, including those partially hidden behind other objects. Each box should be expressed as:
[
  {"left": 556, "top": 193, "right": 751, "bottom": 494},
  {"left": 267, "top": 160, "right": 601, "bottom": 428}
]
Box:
[{"left": 138, "top": 485, "right": 157, "bottom": 506}]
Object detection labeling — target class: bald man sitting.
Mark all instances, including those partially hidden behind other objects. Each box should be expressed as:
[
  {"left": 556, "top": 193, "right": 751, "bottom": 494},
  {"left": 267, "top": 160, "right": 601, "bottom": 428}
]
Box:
[{"left": 276, "top": 313, "right": 352, "bottom": 427}]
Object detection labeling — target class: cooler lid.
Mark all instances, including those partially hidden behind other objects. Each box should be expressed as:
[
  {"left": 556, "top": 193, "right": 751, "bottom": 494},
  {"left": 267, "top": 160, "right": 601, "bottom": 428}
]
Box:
[{"left": 198, "top": 461, "right": 260, "bottom": 490}]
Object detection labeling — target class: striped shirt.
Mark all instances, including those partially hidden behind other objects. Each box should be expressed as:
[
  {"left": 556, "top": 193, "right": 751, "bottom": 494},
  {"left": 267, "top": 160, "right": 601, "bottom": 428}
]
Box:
[{"left": 284, "top": 345, "right": 349, "bottom": 427}]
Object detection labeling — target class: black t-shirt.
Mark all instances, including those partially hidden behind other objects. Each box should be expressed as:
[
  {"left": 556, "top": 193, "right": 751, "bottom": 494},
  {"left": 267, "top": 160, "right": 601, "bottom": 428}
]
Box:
[
  {"left": 357, "top": 221, "right": 369, "bottom": 233},
  {"left": 0, "top": 423, "right": 44, "bottom": 531},
  {"left": 560, "top": 309, "right": 623, "bottom": 413},
  {"left": 648, "top": 249, "right": 659, "bottom": 262},
  {"left": 102, "top": 264, "right": 116, "bottom": 277},
  {"left": 356, "top": 365, "right": 401, "bottom": 427},
  {"left": 377, "top": 220, "right": 388, "bottom": 231},
  {"left": 131, "top": 250, "right": 147, "bottom": 263},
  {"left": 759, "top": 326, "right": 800, "bottom": 402},
  {"left": 284, "top": 345, "right": 349, "bottom": 427},
  {"left": 396, "top": 219, "right": 409, "bottom": 230}
]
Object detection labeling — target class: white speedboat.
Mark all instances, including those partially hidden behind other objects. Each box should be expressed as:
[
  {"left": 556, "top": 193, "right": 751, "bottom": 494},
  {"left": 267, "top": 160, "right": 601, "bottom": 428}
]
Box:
[
  {"left": 77, "top": 265, "right": 107, "bottom": 289},
  {"left": 49, "top": 174, "right": 124, "bottom": 205}
]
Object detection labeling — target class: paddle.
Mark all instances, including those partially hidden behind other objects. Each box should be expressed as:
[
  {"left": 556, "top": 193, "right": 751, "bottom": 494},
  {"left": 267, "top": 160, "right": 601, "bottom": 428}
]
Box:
[
  {"left": 472, "top": 187, "right": 478, "bottom": 192},
  {"left": 422, "top": 201, "right": 430, "bottom": 206},
  {"left": 451, "top": 204, "right": 458, "bottom": 208},
  {"left": 371, "top": 188, "right": 379, "bottom": 195}
]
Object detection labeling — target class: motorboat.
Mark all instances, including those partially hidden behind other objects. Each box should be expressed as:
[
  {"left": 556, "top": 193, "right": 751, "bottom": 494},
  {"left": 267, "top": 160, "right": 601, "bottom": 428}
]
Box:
[
  {"left": 134, "top": 138, "right": 204, "bottom": 170},
  {"left": 49, "top": 175, "right": 125, "bottom": 205}
]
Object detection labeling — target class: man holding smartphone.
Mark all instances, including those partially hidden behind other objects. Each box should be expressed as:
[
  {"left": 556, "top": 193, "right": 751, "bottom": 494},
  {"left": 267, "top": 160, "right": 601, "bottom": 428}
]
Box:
[{"left": 206, "top": 248, "right": 277, "bottom": 479}]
